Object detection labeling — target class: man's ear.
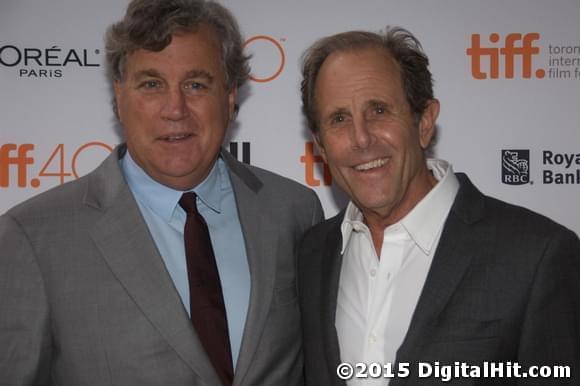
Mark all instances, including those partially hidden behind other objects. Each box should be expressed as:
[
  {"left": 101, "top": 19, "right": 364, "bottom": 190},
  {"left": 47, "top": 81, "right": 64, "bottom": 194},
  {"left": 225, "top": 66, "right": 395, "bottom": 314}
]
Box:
[
  {"left": 418, "top": 99, "right": 440, "bottom": 149},
  {"left": 313, "top": 132, "right": 328, "bottom": 163},
  {"left": 113, "top": 80, "right": 123, "bottom": 122},
  {"left": 228, "top": 87, "right": 237, "bottom": 122}
]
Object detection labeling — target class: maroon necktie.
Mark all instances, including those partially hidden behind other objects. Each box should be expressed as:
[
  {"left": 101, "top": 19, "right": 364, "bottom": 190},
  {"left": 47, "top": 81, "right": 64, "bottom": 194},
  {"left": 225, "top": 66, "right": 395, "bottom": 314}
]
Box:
[{"left": 179, "top": 192, "right": 233, "bottom": 386}]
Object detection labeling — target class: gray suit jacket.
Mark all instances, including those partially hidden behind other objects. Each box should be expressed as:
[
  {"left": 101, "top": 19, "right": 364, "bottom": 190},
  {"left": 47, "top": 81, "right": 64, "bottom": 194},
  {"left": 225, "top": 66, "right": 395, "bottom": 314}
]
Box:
[
  {"left": 299, "top": 173, "right": 580, "bottom": 385},
  {"left": 0, "top": 145, "right": 324, "bottom": 386}
]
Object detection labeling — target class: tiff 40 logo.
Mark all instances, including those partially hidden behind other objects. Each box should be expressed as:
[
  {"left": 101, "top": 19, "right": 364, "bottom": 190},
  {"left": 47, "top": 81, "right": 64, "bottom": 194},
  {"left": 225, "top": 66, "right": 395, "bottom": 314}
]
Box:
[
  {"left": 0, "top": 142, "right": 112, "bottom": 188},
  {"left": 467, "top": 33, "right": 545, "bottom": 79},
  {"left": 0, "top": 141, "right": 252, "bottom": 189},
  {"left": 244, "top": 35, "right": 286, "bottom": 83}
]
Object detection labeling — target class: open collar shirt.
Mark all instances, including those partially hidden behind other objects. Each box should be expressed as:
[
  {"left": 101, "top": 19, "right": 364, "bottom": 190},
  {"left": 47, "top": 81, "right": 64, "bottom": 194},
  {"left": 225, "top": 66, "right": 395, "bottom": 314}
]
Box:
[{"left": 336, "top": 159, "right": 460, "bottom": 385}]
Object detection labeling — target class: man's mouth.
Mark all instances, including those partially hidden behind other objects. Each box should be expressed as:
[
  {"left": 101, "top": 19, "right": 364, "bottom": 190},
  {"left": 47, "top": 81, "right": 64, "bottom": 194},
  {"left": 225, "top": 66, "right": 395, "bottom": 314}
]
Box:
[
  {"left": 354, "top": 157, "right": 389, "bottom": 171},
  {"left": 159, "top": 133, "right": 193, "bottom": 142}
]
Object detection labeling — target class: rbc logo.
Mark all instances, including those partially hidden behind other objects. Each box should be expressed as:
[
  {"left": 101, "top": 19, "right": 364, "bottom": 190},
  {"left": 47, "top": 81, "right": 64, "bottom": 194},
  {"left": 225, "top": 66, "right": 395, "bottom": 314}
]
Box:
[
  {"left": 502, "top": 150, "right": 530, "bottom": 185},
  {"left": 466, "top": 33, "right": 544, "bottom": 79}
]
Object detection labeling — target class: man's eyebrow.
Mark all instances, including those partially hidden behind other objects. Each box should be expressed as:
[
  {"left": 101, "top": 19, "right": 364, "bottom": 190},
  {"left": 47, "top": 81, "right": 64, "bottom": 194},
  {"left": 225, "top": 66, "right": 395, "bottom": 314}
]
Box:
[
  {"left": 131, "top": 69, "right": 162, "bottom": 81},
  {"left": 329, "top": 107, "right": 349, "bottom": 116},
  {"left": 365, "top": 99, "right": 387, "bottom": 109},
  {"left": 184, "top": 69, "right": 214, "bottom": 83},
  {"left": 130, "top": 69, "right": 215, "bottom": 83}
]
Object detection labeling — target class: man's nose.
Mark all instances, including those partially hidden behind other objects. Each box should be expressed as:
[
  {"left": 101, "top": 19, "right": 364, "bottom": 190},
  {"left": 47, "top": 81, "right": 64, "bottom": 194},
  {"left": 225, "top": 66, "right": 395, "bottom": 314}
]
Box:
[
  {"left": 161, "top": 87, "right": 188, "bottom": 121},
  {"left": 351, "top": 116, "right": 374, "bottom": 150}
]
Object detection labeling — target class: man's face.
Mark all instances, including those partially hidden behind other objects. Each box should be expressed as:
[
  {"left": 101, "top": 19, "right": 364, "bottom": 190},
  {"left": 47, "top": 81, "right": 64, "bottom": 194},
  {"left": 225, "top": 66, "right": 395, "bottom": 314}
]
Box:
[
  {"left": 313, "top": 47, "right": 439, "bottom": 224},
  {"left": 114, "top": 26, "right": 235, "bottom": 190}
]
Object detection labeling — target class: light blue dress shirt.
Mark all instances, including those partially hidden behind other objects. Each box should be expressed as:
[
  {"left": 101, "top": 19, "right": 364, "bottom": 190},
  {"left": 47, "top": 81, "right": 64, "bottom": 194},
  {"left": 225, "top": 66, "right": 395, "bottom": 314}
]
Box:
[{"left": 120, "top": 152, "right": 250, "bottom": 367}]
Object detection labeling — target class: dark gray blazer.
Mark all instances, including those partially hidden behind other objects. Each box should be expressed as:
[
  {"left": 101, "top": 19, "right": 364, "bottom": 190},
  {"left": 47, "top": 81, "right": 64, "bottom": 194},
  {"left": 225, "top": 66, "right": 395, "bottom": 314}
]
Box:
[
  {"left": 299, "top": 173, "right": 580, "bottom": 385},
  {"left": 0, "top": 144, "right": 324, "bottom": 386}
]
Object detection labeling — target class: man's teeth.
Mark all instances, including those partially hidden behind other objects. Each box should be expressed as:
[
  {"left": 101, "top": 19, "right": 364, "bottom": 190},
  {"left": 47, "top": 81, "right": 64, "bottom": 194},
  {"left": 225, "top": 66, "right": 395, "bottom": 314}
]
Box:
[
  {"left": 164, "top": 134, "right": 190, "bottom": 141},
  {"left": 354, "top": 158, "right": 387, "bottom": 171}
]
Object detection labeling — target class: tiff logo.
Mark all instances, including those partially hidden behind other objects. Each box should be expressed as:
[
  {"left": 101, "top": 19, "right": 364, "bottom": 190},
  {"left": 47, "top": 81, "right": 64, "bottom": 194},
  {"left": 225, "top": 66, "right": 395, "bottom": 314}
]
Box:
[
  {"left": 300, "top": 142, "right": 332, "bottom": 187},
  {"left": 502, "top": 149, "right": 530, "bottom": 185},
  {"left": 0, "top": 144, "right": 34, "bottom": 187},
  {"left": 466, "top": 33, "right": 545, "bottom": 79}
]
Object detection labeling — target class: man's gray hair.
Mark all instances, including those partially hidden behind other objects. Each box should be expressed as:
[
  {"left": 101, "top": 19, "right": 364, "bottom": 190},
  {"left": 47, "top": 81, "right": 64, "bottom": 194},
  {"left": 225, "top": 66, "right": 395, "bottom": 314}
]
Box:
[
  {"left": 301, "top": 26, "right": 434, "bottom": 134},
  {"left": 105, "top": 0, "right": 250, "bottom": 92}
]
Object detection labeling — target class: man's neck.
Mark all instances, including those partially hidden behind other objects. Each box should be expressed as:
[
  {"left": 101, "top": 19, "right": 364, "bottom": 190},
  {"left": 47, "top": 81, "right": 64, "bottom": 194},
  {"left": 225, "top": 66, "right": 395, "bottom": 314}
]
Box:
[{"left": 364, "top": 169, "right": 438, "bottom": 255}]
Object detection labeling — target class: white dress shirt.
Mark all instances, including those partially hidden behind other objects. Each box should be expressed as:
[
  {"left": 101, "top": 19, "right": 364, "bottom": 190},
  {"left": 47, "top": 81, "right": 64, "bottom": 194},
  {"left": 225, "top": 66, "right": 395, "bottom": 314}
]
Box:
[{"left": 336, "top": 159, "right": 460, "bottom": 385}]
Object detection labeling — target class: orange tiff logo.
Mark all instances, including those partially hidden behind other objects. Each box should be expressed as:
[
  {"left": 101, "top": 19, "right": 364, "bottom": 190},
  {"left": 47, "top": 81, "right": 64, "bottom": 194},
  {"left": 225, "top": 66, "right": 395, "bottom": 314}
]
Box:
[
  {"left": 244, "top": 35, "right": 286, "bottom": 83},
  {"left": 466, "top": 33, "right": 545, "bottom": 79},
  {"left": 300, "top": 142, "right": 332, "bottom": 187},
  {"left": 0, "top": 142, "right": 113, "bottom": 188},
  {"left": 0, "top": 144, "right": 34, "bottom": 187}
]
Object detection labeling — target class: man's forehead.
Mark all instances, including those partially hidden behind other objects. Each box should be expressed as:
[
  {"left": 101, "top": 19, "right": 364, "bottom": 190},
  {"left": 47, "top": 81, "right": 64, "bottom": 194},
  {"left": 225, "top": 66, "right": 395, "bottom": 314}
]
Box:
[
  {"left": 322, "top": 46, "right": 397, "bottom": 75},
  {"left": 121, "top": 30, "right": 223, "bottom": 80},
  {"left": 315, "top": 48, "right": 401, "bottom": 94}
]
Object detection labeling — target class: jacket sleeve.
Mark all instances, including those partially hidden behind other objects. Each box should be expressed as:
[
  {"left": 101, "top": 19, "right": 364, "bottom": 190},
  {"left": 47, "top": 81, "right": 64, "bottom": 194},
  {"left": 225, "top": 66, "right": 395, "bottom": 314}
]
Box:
[
  {"left": 0, "top": 214, "right": 52, "bottom": 386},
  {"left": 516, "top": 227, "right": 580, "bottom": 385}
]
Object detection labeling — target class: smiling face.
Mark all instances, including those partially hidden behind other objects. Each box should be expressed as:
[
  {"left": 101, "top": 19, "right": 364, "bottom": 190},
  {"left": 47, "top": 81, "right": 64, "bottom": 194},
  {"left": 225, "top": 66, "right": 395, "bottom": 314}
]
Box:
[
  {"left": 114, "top": 25, "right": 235, "bottom": 190},
  {"left": 313, "top": 46, "right": 439, "bottom": 226}
]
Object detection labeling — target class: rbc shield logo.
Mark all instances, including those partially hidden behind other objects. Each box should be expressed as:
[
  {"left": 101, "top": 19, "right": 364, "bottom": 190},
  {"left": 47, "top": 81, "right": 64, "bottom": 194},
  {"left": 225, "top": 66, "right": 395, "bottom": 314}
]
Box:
[{"left": 502, "top": 150, "right": 530, "bottom": 185}]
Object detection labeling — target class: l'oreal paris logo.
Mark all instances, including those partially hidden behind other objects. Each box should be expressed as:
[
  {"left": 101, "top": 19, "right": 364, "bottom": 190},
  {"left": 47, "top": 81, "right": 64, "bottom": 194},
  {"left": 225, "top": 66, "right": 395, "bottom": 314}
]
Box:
[{"left": 0, "top": 44, "right": 101, "bottom": 78}]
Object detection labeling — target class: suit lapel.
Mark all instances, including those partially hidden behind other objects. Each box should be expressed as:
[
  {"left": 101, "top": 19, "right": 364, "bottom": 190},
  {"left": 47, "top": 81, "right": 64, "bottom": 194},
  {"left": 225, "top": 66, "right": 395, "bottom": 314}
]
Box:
[
  {"left": 320, "top": 216, "right": 346, "bottom": 384},
  {"left": 395, "top": 174, "right": 488, "bottom": 371},
  {"left": 221, "top": 151, "right": 279, "bottom": 386},
  {"left": 86, "top": 146, "right": 222, "bottom": 385},
  {"left": 301, "top": 212, "right": 346, "bottom": 384}
]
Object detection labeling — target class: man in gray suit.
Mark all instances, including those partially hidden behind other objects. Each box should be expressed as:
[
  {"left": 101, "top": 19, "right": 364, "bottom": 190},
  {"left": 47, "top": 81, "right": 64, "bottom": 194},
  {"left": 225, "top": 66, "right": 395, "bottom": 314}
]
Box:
[
  {"left": 298, "top": 27, "right": 580, "bottom": 385},
  {"left": 0, "top": 0, "right": 323, "bottom": 385}
]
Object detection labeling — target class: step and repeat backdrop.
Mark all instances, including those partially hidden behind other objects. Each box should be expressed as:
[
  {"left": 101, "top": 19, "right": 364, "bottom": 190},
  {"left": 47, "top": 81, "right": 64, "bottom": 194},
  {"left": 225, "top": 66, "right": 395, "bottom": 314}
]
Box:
[{"left": 1, "top": 0, "right": 579, "bottom": 234}]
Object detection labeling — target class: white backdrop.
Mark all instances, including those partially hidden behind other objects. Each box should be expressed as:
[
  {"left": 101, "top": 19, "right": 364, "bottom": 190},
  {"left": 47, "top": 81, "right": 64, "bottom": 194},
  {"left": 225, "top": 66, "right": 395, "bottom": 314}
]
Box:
[{"left": 1, "top": 0, "right": 579, "bottom": 235}]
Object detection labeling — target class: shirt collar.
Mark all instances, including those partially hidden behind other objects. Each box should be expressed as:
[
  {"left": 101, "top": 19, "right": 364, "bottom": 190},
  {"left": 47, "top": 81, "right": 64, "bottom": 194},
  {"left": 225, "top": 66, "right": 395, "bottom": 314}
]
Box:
[
  {"left": 340, "top": 159, "right": 460, "bottom": 254},
  {"left": 194, "top": 157, "right": 227, "bottom": 213},
  {"left": 120, "top": 151, "right": 225, "bottom": 223}
]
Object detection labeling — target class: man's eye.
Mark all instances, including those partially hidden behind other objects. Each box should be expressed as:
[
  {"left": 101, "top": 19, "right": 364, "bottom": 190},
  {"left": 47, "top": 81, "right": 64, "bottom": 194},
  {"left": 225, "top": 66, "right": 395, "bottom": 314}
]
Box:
[
  {"left": 184, "top": 82, "right": 206, "bottom": 90},
  {"left": 139, "top": 80, "right": 160, "bottom": 89},
  {"left": 331, "top": 114, "right": 345, "bottom": 124},
  {"left": 370, "top": 103, "right": 386, "bottom": 115}
]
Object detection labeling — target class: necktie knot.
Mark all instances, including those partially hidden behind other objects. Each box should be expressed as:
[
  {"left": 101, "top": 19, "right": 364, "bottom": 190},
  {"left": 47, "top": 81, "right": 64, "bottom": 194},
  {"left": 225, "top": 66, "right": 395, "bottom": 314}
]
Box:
[{"left": 179, "top": 192, "right": 198, "bottom": 215}]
